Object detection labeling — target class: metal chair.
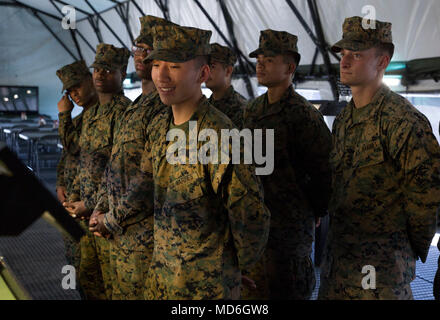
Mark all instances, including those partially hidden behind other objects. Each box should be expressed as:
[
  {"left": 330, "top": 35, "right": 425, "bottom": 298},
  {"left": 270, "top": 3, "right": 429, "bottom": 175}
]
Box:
[{"left": 34, "top": 134, "right": 61, "bottom": 177}]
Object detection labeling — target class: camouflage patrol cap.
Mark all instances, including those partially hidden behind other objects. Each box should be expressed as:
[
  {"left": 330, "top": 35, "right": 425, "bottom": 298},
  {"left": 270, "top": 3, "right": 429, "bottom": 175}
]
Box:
[
  {"left": 249, "top": 29, "right": 301, "bottom": 65},
  {"left": 331, "top": 16, "right": 393, "bottom": 52},
  {"left": 134, "top": 15, "right": 175, "bottom": 47},
  {"left": 209, "top": 43, "right": 237, "bottom": 66},
  {"left": 90, "top": 43, "right": 130, "bottom": 71},
  {"left": 56, "top": 60, "right": 91, "bottom": 92},
  {"left": 144, "top": 24, "right": 212, "bottom": 63}
]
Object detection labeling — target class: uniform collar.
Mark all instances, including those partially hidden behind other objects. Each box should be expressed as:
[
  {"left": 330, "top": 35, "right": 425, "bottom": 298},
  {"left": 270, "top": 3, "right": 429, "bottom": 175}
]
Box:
[
  {"left": 155, "top": 95, "right": 210, "bottom": 159},
  {"left": 127, "top": 89, "right": 159, "bottom": 111},
  {"left": 209, "top": 85, "right": 235, "bottom": 103},
  {"left": 256, "top": 85, "right": 295, "bottom": 120},
  {"left": 342, "top": 84, "right": 390, "bottom": 126}
]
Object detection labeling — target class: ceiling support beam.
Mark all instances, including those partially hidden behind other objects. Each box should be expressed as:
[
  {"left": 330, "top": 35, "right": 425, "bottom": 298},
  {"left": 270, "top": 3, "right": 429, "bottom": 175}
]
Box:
[
  {"left": 84, "top": 0, "right": 129, "bottom": 50},
  {"left": 307, "top": 0, "right": 339, "bottom": 100},
  {"left": 218, "top": 0, "right": 255, "bottom": 99},
  {"left": 32, "top": 9, "right": 78, "bottom": 61}
]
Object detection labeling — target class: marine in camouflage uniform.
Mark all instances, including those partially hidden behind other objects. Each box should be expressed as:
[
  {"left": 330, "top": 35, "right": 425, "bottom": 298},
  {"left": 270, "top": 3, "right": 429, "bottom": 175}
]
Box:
[
  {"left": 318, "top": 17, "right": 440, "bottom": 300},
  {"left": 56, "top": 60, "right": 98, "bottom": 298},
  {"left": 242, "top": 30, "right": 332, "bottom": 300},
  {"left": 139, "top": 24, "right": 270, "bottom": 300},
  {"left": 92, "top": 16, "right": 168, "bottom": 300},
  {"left": 206, "top": 43, "right": 247, "bottom": 128},
  {"left": 62, "top": 45, "right": 132, "bottom": 299}
]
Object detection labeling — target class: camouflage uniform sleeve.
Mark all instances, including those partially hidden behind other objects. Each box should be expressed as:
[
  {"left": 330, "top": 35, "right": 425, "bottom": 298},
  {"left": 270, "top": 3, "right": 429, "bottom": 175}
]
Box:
[
  {"left": 94, "top": 166, "right": 110, "bottom": 213},
  {"left": 69, "top": 163, "right": 81, "bottom": 202},
  {"left": 216, "top": 160, "right": 271, "bottom": 270},
  {"left": 58, "top": 111, "right": 80, "bottom": 154},
  {"left": 104, "top": 118, "right": 155, "bottom": 235},
  {"left": 56, "top": 150, "right": 66, "bottom": 188},
  {"left": 104, "top": 170, "right": 154, "bottom": 235},
  {"left": 289, "top": 107, "right": 332, "bottom": 217},
  {"left": 387, "top": 118, "right": 440, "bottom": 262}
]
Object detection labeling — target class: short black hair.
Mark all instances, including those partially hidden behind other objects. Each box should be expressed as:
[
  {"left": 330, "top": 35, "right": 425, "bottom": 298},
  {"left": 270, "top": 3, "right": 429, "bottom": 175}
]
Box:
[
  {"left": 194, "top": 55, "right": 209, "bottom": 69},
  {"left": 282, "top": 53, "right": 298, "bottom": 68},
  {"left": 375, "top": 43, "right": 394, "bottom": 59}
]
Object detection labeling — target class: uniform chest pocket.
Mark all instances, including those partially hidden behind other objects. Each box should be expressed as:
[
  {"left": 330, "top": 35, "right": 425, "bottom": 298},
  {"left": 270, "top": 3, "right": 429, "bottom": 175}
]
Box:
[
  {"left": 352, "top": 140, "right": 384, "bottom": 169},
  {"left": 87, "top": 118, "right": 112, "bottom": 153},
  {"left": 166, "top": 171, "right": 205, "bottom": 207}
]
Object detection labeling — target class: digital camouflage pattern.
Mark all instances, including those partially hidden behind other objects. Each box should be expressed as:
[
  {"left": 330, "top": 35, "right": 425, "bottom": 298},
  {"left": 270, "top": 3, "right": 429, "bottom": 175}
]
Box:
[
  {"left": 249, "top": 29, "right": 301, "bottom": 65},
  {"left": 144, "top": 24, "right": 212, "bottom": 63},
  {"left": 58, "top": 102, "right": 98, "bottom": 160},
  {"left": 331, "top": 16, "right": 393, "bottom": 52},
  {"left": 76, "top": 94, "right": 131, "bottom": 212},
  {"left": 209, "top": 43, "right": 237, "bottom": 66},
  {"left": 77, "top": 94, "right": 131, "bottom": 300},
  {"left": 319, "top": 282, "right": 413, "bottom": 300},
  {"left": 56, "top": 112, "right": 83, "bottom": 275},
  {"left": 319, "top": 85, "right": 440, "bottom": 300},
  {"left": 56, "top": 60, "right": 91, "bottom": 92},
  {"left": 59, "top": 94, "right": 131, "bottom": 300},
  {"left": 94, "top": 91, "right": 166, "bottom": 299},
  {"left": 90, "top": 43, "right": 131, "bottom": 71},
  {"left": 56, "top": 113, "right": 83, "bottom": 202},
  {"left": 140, "top": 97, "right": 270, "bottom": 299},
  {"left": 242, "top": 85, "right": 332, "bottom": 299},
  {"left": 135, "top": 15, "right": 176, "bottom": 46},
  {"left": 56, "top": 151, "right": 66, "bottom": 188},
  {"left": 208, "top": 86, "right": 246, "bottom": 128}
]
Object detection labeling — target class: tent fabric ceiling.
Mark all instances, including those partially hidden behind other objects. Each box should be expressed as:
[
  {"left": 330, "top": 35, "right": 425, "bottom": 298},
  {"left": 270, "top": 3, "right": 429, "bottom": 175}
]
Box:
[{"left": 1, "top": 0, "right": 439, "bottom": 117}]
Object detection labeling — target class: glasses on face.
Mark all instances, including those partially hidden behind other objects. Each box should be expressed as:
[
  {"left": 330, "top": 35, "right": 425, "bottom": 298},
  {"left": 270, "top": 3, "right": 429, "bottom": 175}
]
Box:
[{"left": 132, "top": 45, "right": 152, "bottom": 56}]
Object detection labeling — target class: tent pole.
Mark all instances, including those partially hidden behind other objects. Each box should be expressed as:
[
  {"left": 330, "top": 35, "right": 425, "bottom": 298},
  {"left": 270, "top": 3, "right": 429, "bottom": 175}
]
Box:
[
  {"left": 84, "top": 0, "right": 129, "bottom": 50},
  {"left": 307, "top": 0, "right": 339, "bottom": 100},
  {"left": 114, "top": 2, "right": 135, "bottom": 44},
  {"left": 4, "top": 0, "right": 62, "bottom": 21},
  {"left": 154, "top": 0, "right": 170, "bottom": 21},
  {"left": 284, "top": 0, "right": 340, "bottom": 62},
  {"left": 49, "top": 0, "right": 84, "bottom": 60},
  {"left": 218, "top": 0, "right": 255, "bottom": 99},
  {"left": 32, "top": 10, "right": 78, "bottom": 61},
  {"left": 192, "top": 0, "right": 254, "bottom": 72},
  {"left": 129, "top": 0, "right": 146, "bottom": 17}
]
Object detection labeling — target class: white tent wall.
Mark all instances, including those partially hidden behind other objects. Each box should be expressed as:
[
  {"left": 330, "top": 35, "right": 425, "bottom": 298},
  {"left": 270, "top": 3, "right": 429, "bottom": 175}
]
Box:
[
  {"left": 0, "top": 5, "right": 77, "bottom": 119},
  {"left": 319, "top": 0, "right": 440, "bottom": 62},
  {"left": 1, "top": 0, "right": 440, "bottom": 119}
]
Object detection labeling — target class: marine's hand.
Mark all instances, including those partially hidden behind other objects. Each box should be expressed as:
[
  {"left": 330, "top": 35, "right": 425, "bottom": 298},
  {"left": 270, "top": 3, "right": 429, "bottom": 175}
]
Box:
[
  {"left": 57, "top": 94, "right": 74, "bottom": 113},
  {"left": 242, "top": 275, "right": 257, "bottom": 290},
  {"left": 56, "top": 186, "right": 67, "bottom": 203},
  {"left": 63, "top": 201, "right": 91, "bottom": 219},
  {"left": 89, "top": 211, "right": 111, "bottom": 239}
]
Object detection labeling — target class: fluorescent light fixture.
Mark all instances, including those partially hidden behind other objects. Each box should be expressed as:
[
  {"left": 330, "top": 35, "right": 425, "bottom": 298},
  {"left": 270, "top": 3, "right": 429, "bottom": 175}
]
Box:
[
  {"left": 13, "top": 94, "right": 19, "bottom": 99},
  {"left": 26, "top": 90, "right": 31, "bottom": 94},
  {"left": 3, "top": 97, "right": 8, "bottom": 102},
  {"left": 383, "top": 75, "right": 402, "bottom": 87},
  {"left": 386, "top": 62, "right": 406, "bottom": 71}
]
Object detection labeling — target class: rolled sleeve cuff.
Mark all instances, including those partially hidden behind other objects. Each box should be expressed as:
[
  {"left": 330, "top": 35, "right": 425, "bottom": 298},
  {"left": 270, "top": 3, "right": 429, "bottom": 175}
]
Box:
[{"left": 104, "top": 213, "right": 124, "bottom": 235}]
